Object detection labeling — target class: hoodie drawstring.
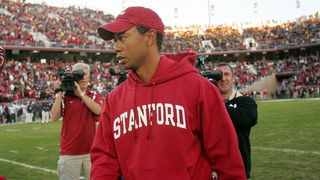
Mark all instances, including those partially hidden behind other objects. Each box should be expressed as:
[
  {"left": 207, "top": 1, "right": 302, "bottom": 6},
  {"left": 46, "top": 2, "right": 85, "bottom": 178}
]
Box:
[
  {"left": 133, "top": 82, "right": 138, "bottom": 143},
  {"left": 147, "top": 83, "right": 156, "bottom": 140}
]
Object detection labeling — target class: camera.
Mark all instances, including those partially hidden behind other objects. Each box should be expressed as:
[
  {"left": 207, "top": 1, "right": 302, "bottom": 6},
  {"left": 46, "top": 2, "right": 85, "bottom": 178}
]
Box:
[
  {"left": 196, "top": 56, "right": 223, "bottom": 83},
  {"left": 58, "top": 70, "right": 84, "bottom": 95},
  {"left": 200, "top": 70, "right": 223, "bottom": 82}
]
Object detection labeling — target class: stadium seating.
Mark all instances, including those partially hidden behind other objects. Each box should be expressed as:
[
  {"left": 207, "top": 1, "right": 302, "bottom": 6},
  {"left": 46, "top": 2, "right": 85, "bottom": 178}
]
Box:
[{"left": 1, "top": 1, "right": 319, "bottom": 51}]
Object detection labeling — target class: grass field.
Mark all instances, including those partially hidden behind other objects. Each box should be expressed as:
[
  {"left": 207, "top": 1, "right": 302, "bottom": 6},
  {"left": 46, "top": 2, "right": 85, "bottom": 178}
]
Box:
[{"left": 0, "top": 98, "right": 320, "bottom": 179}]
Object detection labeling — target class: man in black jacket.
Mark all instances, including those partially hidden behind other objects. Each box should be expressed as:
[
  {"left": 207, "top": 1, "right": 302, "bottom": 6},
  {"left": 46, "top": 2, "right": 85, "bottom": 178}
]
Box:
[{"left": 214, "top": 62, "right": 258, "bottom": 179}]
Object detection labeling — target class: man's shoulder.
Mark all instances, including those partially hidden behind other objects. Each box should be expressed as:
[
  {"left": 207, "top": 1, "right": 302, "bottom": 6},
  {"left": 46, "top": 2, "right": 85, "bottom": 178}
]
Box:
[{"left": 232, "top": 95, "right": 257, "bottom": 107}]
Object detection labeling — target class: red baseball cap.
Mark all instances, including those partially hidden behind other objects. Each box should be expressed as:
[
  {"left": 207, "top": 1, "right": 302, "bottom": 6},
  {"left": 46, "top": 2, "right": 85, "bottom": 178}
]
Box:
[{"left": 98, "top": 6, "right": 165, "bottom": 41}]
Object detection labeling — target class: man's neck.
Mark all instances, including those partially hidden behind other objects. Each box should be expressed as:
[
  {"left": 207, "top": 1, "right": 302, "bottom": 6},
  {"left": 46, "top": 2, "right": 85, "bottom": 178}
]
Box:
[
  {"left": 221, "top": 91, "right": 233, "bottom": 102},
  {"left": 136, "top": 53, "right": 161, "bottom": 83}
]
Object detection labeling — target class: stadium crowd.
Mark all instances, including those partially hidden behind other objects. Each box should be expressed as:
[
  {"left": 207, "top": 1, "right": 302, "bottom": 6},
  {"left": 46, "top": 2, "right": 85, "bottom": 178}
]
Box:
[
  {"left": 1, "top": 1, "right": 320, "bottom": 52},
  {"left": 1, "top": 54, "right": 319, "bottom": 124},
  {"left": 0, "top": 0, "right": 113, "bottom": 48},
  {"left": 274, "top": 55, "right": 320, "bottom": 99}
]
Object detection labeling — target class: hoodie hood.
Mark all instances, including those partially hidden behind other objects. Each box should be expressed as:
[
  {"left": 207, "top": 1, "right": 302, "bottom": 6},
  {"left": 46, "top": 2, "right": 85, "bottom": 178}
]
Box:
[{"left": 127, "top": 52, "right": 197, "bottom": 86}]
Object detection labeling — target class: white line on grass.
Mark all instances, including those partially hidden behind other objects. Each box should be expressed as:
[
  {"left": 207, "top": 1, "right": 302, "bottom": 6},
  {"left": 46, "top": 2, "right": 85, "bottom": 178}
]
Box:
[
  {"left": 4, "top": 129, "right": 19, "bottom": 132},
  {"left": 9, "top": 150, "right": 19, "bottom": 154},
  {"left": 0, "top": 157, "right": 56, "bottom": 174},
  {"left": 260, "top": 97, "right": 320, "bottom": 103},
  {"left": 252, "top": 146, "right": 320, "bottom": 155}
]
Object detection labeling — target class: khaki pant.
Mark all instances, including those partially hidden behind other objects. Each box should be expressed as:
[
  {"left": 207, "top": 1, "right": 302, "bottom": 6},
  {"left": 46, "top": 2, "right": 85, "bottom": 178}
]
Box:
[
  {"left": 57, "top": 154, "right": 91, "bottom": 180},
  {"left": 26, "top": 112, "right": 33, "bottom": 123},
  {"left": 41, "top": 111, "right": 50, "bottom": 123}
]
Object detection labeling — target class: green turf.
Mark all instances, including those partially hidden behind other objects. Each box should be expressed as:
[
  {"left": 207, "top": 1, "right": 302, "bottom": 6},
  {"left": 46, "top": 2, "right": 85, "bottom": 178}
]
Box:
[
  {"left": 0, "top": 122, "right": 61, "bottom": 180},
  {"left": 0, "top": 161, "right": 57, "bottom": 180},
  {"left": 251, "top": 99, "right": 320, "bottom": 179},
  {"left": 0, "top": 99, "right": 320, "bottom": 179}
]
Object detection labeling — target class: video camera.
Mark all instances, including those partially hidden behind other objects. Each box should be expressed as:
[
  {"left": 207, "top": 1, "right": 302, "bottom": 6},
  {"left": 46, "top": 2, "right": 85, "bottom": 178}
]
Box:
[
  {"left": 0, "top": 47, "right": 6, "bottom": 73},
  {"left": 196, "top": 56, "right": 223, "bottom": 83},
  {"left": 58, "top": 70, "right": 84, "bottom": 95}
]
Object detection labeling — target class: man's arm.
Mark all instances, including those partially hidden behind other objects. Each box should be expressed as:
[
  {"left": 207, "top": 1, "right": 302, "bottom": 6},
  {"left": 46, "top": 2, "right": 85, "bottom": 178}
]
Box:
[
  {"left": 80, "top": 93, "right": 102, "bottom": 115},
  {"left": 200, "top": 83, "right": 246, "bottom": 180},
  {"left": 75, "top": 82, "right": 102, "bottom": 115},
  {"left": 51, "top": 80, "right": 63, "bottom": 121},
  {"left": 51, "top": 92, "right": 62, "bottom": 121},
  {"left": 90, "top": 96, "right": 121, "bottom": 179}
]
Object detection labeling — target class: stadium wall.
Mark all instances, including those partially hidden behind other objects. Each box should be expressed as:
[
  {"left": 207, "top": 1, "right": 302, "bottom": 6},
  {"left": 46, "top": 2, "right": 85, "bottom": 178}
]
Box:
[{"left": 240, "top": 73, "right": 278, "bottom": 97}]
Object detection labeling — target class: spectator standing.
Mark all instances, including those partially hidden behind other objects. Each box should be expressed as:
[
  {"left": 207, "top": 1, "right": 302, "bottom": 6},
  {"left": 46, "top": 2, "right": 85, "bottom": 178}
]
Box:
[
  {"left": 0, "top": 104, "right": 3, "bottom": 124},
  {"left": 41, "top": 101, "right": 51, "bottom": 123},
  {"left": 4, "top": 104, "right": 10, "bottom": 124},
  {"left": 8, "top": 103, "right": 16, "bottom": 123},
  {"left": 26, "top": 101, "right": 34, "bottom": 123}
]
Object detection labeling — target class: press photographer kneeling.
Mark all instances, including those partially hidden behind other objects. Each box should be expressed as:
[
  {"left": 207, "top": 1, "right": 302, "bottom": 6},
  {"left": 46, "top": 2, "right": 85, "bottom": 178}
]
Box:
[{"left": 51, "top": 63, "right": 102, "bottom": 180}]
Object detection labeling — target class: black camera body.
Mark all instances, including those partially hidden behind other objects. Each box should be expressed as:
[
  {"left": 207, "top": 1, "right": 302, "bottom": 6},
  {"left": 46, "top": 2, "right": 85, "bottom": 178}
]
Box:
[
  {"left": 59, "top": 70, "right": 84, "bottom": 95},
  {"left": 196, "top": 56, "right": 223, "bottom": 83},
  {"left": 200, "top": 70, "right": 223, "bottom": 82}
]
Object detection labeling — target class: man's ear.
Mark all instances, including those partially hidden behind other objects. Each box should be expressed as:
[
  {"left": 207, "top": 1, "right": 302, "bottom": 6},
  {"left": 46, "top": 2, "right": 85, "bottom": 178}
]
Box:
[
  {"left": 145, "top": 29, "right": 157, "bottom": 47},
  {"left": 232, "top": 73, "right": 236, "bottom": 83}
]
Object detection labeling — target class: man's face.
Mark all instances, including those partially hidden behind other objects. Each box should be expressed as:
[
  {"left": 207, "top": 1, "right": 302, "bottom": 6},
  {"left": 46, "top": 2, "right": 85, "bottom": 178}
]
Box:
[
  {"left": 215, "top": 65, "right": 235, "bottom": 95},
  {"left": 113, "top": 27, "right": 149, "bottom": 71},
  {"left": 77, "top": 69, "right": 90, "bottom": 90}
]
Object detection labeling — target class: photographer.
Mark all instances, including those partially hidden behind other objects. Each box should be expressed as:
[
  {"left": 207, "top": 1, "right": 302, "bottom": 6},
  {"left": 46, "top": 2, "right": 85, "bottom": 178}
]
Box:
[
  {"left": 51, "top": 63, "right": 102, "bottom": 180},
  {"left": 214, "top": 62, "right": 258, "bottom": 179}
]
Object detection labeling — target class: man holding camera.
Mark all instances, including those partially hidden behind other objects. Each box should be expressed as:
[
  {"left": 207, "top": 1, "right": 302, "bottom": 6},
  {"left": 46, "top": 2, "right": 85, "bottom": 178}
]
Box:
[
  {"left": 214, "top": 62, "right": 258, "bottom": 179},
  {"left": 51, "top": 62, "right": 102, "bottom": 180}
]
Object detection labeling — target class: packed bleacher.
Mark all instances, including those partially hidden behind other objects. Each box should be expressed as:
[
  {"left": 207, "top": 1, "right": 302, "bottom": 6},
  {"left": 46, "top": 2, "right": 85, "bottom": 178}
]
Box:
[
  {"left": 0, "top": 0, "right": 114, "bottom": 49},
  {"left": 1, "top": 54, "right": 318, "bottom": 102},
  {"left": 0, "top": 56, "right": 319, "bottom": 124},
  {"left": 1, "top": 1, "right": 320, "bottom": 52},
  {"left": 274, "top": 55, "right": 320, "bottom": 99}
]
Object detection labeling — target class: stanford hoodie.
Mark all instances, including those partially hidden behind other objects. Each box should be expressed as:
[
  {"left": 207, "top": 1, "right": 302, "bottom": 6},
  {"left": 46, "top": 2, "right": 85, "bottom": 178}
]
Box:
[{"left": 90, "top": 52, "right": 246, "bottom": 180}]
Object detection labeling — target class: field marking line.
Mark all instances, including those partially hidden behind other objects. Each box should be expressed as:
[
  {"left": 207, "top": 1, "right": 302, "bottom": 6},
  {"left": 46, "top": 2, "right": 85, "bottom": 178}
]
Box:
[
  {"left": 252, "top": 146, "right": 320, "bottom": 155},
  {"left": 0, "top": 157, "right": 56, "bottom": 174},
  {"left": 260, "top": 97, "right": 320, "bottom": 103}
]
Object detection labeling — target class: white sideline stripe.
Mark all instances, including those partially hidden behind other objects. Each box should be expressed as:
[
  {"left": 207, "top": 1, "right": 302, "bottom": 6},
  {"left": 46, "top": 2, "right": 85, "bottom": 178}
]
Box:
[
  {"left": 260, "top": 97, "right": 320, "bottom": 103},
  {"left": 0, "top": 157, "right": 56, "bottom": 174},
  {"left": 252, "top": 146, "right": 320, "bottom": 155}
]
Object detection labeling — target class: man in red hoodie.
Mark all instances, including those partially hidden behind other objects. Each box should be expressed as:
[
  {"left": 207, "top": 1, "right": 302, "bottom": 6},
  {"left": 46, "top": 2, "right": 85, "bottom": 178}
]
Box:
[{"left": 91, "top": 6, "right": 246, "bottom": 180}]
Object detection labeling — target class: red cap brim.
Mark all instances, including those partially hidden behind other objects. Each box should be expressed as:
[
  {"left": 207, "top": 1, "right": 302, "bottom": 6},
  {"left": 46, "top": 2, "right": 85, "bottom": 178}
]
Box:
[{"left": 98, "top": 21, "right": 135, "bottom": 41}]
